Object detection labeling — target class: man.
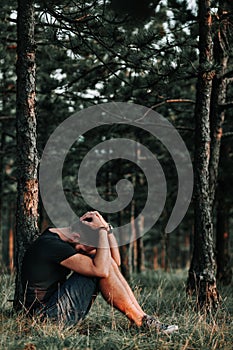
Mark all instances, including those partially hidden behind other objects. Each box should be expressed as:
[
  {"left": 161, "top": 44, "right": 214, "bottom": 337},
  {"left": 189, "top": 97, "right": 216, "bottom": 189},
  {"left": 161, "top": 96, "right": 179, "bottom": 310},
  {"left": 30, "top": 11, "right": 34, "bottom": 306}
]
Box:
[{"left": 21, "top": 211, "right": 178, "bottom": 333}]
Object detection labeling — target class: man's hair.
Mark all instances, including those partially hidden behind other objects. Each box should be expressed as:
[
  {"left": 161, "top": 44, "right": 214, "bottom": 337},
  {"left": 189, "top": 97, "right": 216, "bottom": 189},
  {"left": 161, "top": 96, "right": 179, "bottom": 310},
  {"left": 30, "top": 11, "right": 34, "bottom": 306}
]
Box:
[{"left": 70, "top": 220, "right": 98, "bottom": 246}]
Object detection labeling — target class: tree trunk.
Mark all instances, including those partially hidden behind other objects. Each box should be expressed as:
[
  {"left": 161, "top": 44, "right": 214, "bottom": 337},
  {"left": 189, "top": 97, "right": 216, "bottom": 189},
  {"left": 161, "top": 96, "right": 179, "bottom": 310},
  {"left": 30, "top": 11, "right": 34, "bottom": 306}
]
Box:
[
  {"left": 216, "top": 200, "right": 232, "bottom": 285},
  {"left": 187, "top": 1, "right": 220, "bottom": 310},
  {"left": 0, "top": 131, "right": 5, "bottom": 271},
  {"left": 209, "top": 0, "right": 229, "bottom": 207},
  {"left": 164, "top": 232, "right": 169, "bottom": 272},
  {"left": 14, "top": 0, "right": 39, "bottom": 310},
  {"left": 129, "top": 196, "right": 136, "bottom": 274},
  {"left": 153, "top": 246, "right": 158, "bottom": 270},
  {"left": 136, "top": 237, "right": 144, "bottom": 273},
  {"left": 119, "top": 244, "right": 130, "bottom": 280},
  {"left": 118, "top": 211, "right": 130, "bottom": 280},
  {"left": 0, "top": 67, "right": 8, "bottom": 271},
  {"left": 2, "top": 204, "right": 10, "bottom": 271},
  {"left": 211, "top": 0, "right": 231, "bottom": 286},
  {"left": 216, "top": 140, "right": 232, "bottom": 285}
]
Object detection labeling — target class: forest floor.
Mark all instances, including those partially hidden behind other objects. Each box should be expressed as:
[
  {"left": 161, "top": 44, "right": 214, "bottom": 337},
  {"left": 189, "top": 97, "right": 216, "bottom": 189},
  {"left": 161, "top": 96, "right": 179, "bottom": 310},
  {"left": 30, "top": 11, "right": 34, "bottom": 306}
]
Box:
[{"left": 0, "top": 270, "right": 232, "bottom": 350}]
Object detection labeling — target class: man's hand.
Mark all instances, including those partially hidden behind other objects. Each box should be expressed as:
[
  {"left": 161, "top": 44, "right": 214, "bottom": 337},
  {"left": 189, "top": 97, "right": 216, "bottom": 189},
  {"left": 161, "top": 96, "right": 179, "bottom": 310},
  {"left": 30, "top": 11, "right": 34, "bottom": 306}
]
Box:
[
  {"left": 80, "top": 211, "right": 108, "bottom": 231},
  {"left": 61, "top": 211, "right": 112, "bottom": 276}
]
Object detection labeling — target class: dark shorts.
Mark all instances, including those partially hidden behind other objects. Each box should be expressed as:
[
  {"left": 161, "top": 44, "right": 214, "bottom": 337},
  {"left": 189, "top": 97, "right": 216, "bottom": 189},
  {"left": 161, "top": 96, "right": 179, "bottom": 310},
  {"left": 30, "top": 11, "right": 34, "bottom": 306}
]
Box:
[{"left": 35, "top": 273, "right": 99, "bottom": 326}]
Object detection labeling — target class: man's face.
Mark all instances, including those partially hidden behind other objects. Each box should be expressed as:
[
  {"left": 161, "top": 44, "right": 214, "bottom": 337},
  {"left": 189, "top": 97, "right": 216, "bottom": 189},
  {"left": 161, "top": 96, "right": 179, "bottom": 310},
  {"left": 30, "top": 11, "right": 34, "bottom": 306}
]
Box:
[
  {"left": 68, "top": 231, "right": 80, "bottom": 244},
  {"left": 69, "top": 221, "right": 98, "bottom": 248},
  {"left": 74, "top": 243, "right": 96, "bottom": 254},
  {"left": 70, "top": 229, "right": 96, "bottom": 254}
]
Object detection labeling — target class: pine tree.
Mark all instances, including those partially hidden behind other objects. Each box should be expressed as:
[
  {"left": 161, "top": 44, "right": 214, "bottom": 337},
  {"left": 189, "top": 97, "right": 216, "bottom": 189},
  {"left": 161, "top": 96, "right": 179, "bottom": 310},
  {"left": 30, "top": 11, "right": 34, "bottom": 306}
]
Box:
[
  {"left": 187, "top": 0, "right": 233, "bottom": 309},
  {"left": 14, "top": 0, "right": 39, "bottom": 310},
  {"left": 0, "top": 0, "right": 18, "bottom": 271}
]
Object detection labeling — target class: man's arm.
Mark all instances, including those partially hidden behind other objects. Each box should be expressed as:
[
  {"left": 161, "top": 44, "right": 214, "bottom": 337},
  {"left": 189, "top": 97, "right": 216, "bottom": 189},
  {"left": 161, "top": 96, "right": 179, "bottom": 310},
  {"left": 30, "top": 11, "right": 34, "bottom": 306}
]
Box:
[
  {"left": 108, "top": 233, "right": 121, "bottom": 266},
  {"left": 61, "top": 212, "right": 112, "bottom": 277},
  {"left": 61, "top": 228, "right": 111, "bottom": 277}
]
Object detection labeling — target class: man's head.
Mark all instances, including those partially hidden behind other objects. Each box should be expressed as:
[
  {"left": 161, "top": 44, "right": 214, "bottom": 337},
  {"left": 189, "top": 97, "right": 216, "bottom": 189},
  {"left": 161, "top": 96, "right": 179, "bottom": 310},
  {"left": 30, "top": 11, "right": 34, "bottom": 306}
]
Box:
[{"left": 69, "top": 219, "right": 98, "bottom": 247}]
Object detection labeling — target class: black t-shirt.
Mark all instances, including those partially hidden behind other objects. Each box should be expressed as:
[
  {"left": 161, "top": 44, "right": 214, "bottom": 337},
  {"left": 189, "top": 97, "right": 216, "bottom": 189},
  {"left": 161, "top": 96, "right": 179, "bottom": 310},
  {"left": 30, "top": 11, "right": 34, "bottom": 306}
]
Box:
[{"left": 21, "top": 228, "right": 77, "bottom": 309}]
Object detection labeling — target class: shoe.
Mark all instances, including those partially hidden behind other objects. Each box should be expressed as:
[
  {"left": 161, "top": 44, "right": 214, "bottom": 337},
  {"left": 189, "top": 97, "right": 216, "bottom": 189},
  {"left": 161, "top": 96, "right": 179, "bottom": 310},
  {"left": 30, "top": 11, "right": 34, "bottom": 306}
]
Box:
[{"left": 142, "top": 315, "right": 178, "bottom": 334}]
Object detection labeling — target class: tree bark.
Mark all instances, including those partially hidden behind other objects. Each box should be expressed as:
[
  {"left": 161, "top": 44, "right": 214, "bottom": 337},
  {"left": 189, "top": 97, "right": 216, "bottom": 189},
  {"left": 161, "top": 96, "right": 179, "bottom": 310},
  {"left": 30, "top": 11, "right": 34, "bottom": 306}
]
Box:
[
  {"left": 14, "top": 0, "right": 39, "bottom": 310},
  {"left": 216, "top": 200, "right": 232, "bottom": 285},
  {"left": 0, "top": 67, "right": 8, "bottom": 271},
  {"left": 119, "top": 244, "right": 130, "bottom": 280},
  {"left": 118, "top": 211, "right": 130, "bottom": 280},
  {"left": 210, "top": 0, "right": 231, "bottom": 286},
  {"left": 187, "top": 1, "right": 220, "bottom": 310},
  {"left": 0, "top": 131, "right": 5, "bottom": 271},
  {"left": 215, "top": 139, "right": 232, "bottom": 285},
  {"left": 209, "top": 0, "right": 229, "bottom": 207}
]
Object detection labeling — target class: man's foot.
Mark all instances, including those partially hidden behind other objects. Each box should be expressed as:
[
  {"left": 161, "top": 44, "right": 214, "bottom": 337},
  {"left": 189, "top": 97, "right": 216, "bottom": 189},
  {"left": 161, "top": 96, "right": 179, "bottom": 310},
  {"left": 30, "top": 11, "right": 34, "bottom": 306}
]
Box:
[{"left": 142, "top": 315, "right": 178, "bottom": 334}]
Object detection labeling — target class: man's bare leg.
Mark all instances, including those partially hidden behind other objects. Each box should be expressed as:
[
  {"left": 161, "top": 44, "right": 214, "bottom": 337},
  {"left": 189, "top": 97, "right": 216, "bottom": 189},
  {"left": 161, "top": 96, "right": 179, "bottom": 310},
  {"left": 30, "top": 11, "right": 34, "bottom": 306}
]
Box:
[
  {"left": 111, "top": 259, "right": 145, "bottom": 314},
  {"left": 98, "top": 261, "right": 179, "bottom": 334},
  {"left": 99, "top": 259, "right": 146, "bottom": 326}
]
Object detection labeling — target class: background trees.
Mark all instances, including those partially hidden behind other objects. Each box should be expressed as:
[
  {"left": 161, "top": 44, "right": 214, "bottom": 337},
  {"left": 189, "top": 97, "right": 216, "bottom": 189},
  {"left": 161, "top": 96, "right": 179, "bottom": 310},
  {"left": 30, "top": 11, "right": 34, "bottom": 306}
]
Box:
[
  {"left": 0, "top": 0, "right": 232, "bottom": 310},
  {"left": 0, "top": 0, "right": 18, "bottom": 271}
]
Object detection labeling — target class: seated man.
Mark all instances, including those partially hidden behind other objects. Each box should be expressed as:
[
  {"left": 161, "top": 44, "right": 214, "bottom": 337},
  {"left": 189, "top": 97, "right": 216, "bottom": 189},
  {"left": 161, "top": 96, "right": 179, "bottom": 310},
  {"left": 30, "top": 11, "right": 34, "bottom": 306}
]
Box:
[{"left": 21, "top": 211, "right": 178, "bottom": 334}]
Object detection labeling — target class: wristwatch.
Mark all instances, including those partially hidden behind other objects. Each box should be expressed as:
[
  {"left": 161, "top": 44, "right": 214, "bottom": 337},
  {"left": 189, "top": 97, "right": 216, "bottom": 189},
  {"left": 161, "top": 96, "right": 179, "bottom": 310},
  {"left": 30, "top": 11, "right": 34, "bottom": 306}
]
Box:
[
  {"left": 99, "top": 223, "right": 113, "bottom": 234},
  {"left": 108, "top": 223, "right": 113, "bottom": 234}
]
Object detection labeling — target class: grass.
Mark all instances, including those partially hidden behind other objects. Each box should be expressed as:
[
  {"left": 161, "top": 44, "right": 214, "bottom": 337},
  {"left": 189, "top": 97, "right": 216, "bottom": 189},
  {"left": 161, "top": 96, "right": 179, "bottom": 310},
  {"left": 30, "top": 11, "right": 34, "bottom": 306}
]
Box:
[{"left": 0, "top": 271, "right": 232, "bottom": 350}]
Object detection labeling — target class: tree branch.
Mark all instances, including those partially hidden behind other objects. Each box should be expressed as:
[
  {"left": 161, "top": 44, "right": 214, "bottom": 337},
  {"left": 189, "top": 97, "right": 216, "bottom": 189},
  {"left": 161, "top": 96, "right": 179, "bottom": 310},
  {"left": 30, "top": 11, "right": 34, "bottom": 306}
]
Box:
[
  {"left": 151, "top": 98, "right": 195, "bottom": 109},
  {"left": 218, "top": 69, "right": 233, "bottom": 80},
  {"left": 222, "top": 132, "right": 233, "bottom": 139},
  {"left": 0, "top": 116, "right": 15, "bottom": 120},
  {"left": 219, "top": 101, "right": 233, "bottom": 111},
  {"left": 176, "top": 126, "right": 194, "bottom": 132}
]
